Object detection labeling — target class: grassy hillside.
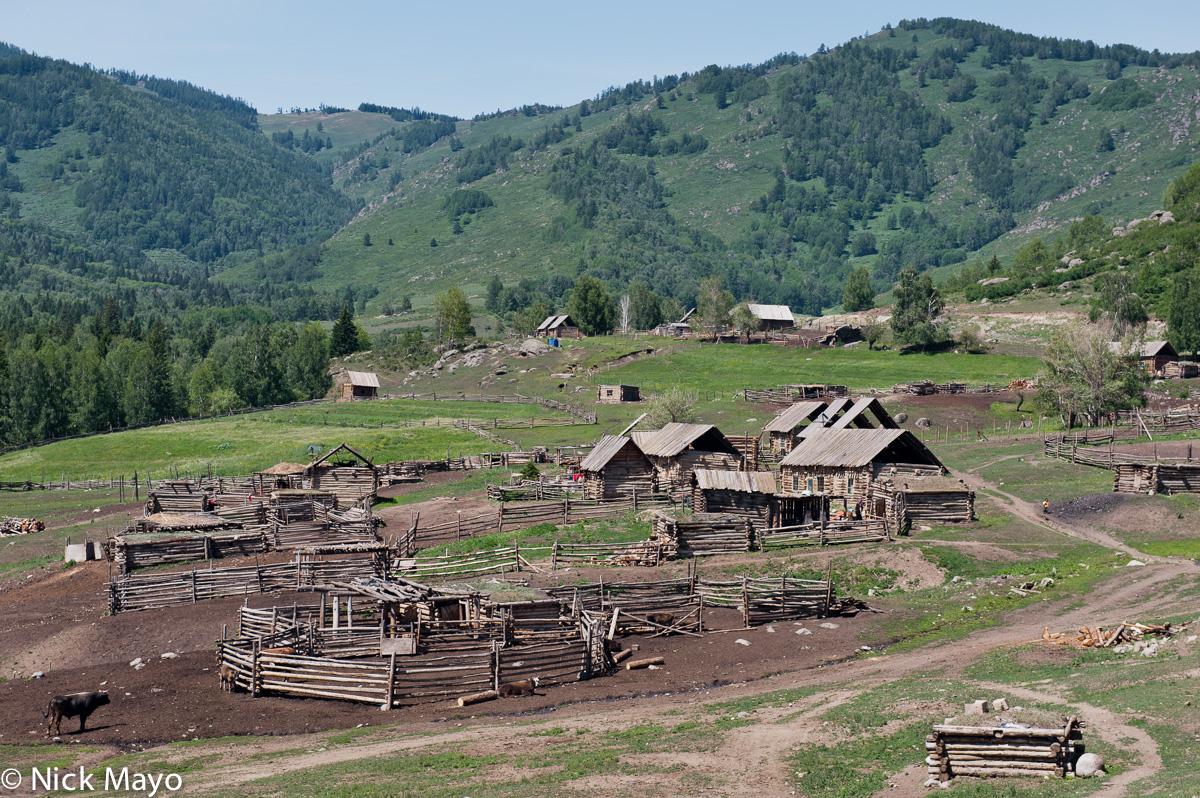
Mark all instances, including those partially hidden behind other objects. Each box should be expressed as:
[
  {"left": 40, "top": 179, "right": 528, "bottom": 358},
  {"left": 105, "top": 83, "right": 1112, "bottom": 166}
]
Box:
[{"left": 217, "top": 20, "right": 1200, "bottom": 320}]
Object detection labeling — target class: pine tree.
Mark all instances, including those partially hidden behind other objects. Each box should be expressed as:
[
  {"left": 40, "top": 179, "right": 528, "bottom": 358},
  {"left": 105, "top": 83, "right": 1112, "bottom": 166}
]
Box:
[
  {"left": 330, "top": 304, "right": 359, "bottom": 357},
  {"left": 842, "top": 266, "right": 875, "bottom": 311},
  {"left": 890, "top": 266, "right": 945, "bottom": 351},
  {"left": 363, "top": 232, "right": 372, "bottom": 246},
  {"left": 566, "top": 275, "right": 616, "bottom": 335}
]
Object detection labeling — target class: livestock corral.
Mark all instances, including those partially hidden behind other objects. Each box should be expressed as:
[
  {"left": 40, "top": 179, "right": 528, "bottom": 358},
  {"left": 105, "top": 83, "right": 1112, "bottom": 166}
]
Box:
[{"left": 2, "top": 365, "right": 1197, "bottom": 798}]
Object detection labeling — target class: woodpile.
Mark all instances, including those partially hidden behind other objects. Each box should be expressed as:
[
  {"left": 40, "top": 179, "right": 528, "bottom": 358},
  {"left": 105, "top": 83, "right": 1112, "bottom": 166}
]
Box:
[
  {"left": 1038, "top": 620, "right": 1184, "bottom": 649},
  {"left": 650, "top": 510, "right": 754, "bottom": 556},
  {"left": 1, "top": 517, "right": 44, "bottom": 535},
  {"left": 926, "top": 717, "right": 1081, "bottom": 779}
]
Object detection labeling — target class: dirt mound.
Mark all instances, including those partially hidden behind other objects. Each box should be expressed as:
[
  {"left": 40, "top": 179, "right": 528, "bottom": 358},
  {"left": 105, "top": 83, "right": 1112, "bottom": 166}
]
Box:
[{"left": 1054, "top": 492, "right": 1126, "bottom": 519}]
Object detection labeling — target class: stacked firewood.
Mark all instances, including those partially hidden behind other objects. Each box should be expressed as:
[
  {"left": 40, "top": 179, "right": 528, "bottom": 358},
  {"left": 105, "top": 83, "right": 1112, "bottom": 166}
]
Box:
[
  {"left": 1, "top": 517, "right": 44, "bottom": 536},
  {"left": 1039, "top": 621, "right": 1183, "bottom": 648},
  {"left": 926, "top": 716, "right": 1081, "bottom": 779}
]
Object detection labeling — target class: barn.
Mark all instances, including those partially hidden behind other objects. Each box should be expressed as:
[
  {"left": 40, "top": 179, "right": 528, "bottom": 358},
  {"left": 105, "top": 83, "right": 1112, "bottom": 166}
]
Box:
[
  {"left": 536, "top": 315, "right": 581, "bottom": 339},
  {"left": 577, "top": 435, "right": 656, "bottom": 499},
  {"left": 777, "top": 428, "right": 972, "bottom": 524},
  {"left": 303, "top": 443, "right": 379, "bottom": 508},
  {"left": 597, "top": 384, "right": 641, "bottom": 404},
  {"left": 339, "top": 371, "right": 380, "bottom": 401},
  {"left": 744, "top": 303, "right": 796, "bottom": 331},
  {"left": 632, "top": 423, "right": 743, "bottom": 492},
  {"left": 1110, "top": 340, "right": 1180, "bottom": 376},
  {"left": 690, "top": 469, "right": 777, "bottom": 529}
]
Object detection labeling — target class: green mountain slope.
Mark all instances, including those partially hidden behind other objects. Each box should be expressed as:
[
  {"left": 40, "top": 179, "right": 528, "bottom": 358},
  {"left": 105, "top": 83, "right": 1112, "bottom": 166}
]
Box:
[{"left": 229, "top": 19, "right": 1199, "bottom": 319}]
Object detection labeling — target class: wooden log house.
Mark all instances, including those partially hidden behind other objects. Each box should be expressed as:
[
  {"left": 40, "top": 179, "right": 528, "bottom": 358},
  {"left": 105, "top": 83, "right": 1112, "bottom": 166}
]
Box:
[
  {"left": 763, "top": 401, "right": 829, "bottom": 455},
  {"left": 690, "top": 469, "right": 777, "bottom": 529},
  {"left": 632, "top": 423, "right": 743, "bottom": 493},
  {"left": 596, "top": 384, "right": 641, "bottom": 403},
  {"left": 535, "top": 314, "right": 581, "bottom": 339},
  {"left": 577, "top": 435, "right": 656, "bottom": 500},
  {"left": 778, "top": 428, "right": 972, "bottom": 524},
  {"left": 338, "top": 371, "right": 380, "bottom": 401}
]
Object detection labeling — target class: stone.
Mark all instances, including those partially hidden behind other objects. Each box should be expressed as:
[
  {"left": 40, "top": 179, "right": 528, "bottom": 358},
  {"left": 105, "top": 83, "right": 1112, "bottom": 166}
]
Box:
[
  {"left": 923, "top": 778, "right": 939, "bottom": 788},
  {"left": 518, "top": 338, "right": 550, "bottom": 356},
  {"left": 795, "top": 628, "right": 813, "bottom": 636},
  {"left": 992, "top": 698, "right": 1010, "bottom": 712},
  {"left": 1075, "top": 753, "right": 1105, "bottom": 778},
  {"left": 1068, "top": 258, "right": 1084, "bottom": 267},
  {"left": 1113, "top": 644, "right": 1134, "bottom": 654},
  {"left": 766, "top": 626, "right": 775, "bottom": 633},
  {"left": 1126, "top": 559, "right": 1146, "bottom": 567},
  {"left": 31, "top": 671, "right": 44, "bottom": 679},
  {"left": 1039, "top": 577, "right": 1055, "bottom": 589},
  {"left": 129, "top": 658, "right": 143, "bottom": 668},
  {"left": 963, "top": 699, "right": 990, "bottom": 715},
  {"left": 735, "top": 638, "right": 751, "bottom": 646},
  {"left": 1142, "top": 643, "right": 1159, "bottom": 657},
  {"left": 1159, "top": 211, "right": 1175, "bottom": 224},
  {"left": 819, "top": 622, "right": 840, "bottom": 629},
  {"left": 161, "top": 652, "right": 178, "bottom": 659}
]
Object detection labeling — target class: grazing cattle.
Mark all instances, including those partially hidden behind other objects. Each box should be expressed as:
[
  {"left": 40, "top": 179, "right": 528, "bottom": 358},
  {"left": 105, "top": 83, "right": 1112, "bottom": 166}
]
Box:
[
  {"left": 219, "top": 663, "right": 238, "bottom": 692},
  {"left": 44, "top": 691, "right": 110, "bottom": 736},
  {"left": 645, "top": 612, "right": 676, "bottom": 627},
  {"left": 497, "top": 677, "right": 540, "bottom": 698},
  {"left": 260, "top": 647, "right": 295, "bottom": 655}
]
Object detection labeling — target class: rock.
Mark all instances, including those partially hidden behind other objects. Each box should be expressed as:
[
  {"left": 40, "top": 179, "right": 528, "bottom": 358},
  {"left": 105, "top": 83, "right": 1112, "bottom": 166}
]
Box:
[
  {"left": 795, "top": 628, "right": 813, "bottom": 636},
  {"left": 860, "top": 646, "right": 872, "bottom": 651},
  {"left": 1159, "top": 211, "right": 1174, "bottom": 224},
  {"left": 977, "top": 277, "right": 1010, "bottom": 286},
  {"left": 1058, "top": 281, "right": 1073, "bottom": 289},
  {"left": 924, "top": 778, "right": 939, "bottom": 788},
  {"left": 1112, "top": 644, "right": 1134, "bottom": 654},
  {"left": 129, "top": 657, "right": 144, "bottom": 668},
  {"left": 31, "top": 671, "right": 44, "bottom": 679},
  {"left": 518, "top": 338, "right": 551, "bottom": 357},
  {"left": 895, "top": 412, "right": 908, "bottom": 424},
  {"left": 963, "top": 699, "right": 990, "bottom": 715},
  {"left": 992, "top": 697, "right": 1010, "bottom": 712},
  {"left": 765, "top": 626, "right": 775, "bottom": 633},
  {"left": 1142, "top": 643, "right": 1159, "bottom": 657},
  {"left": 161, "top": 652, "right": 178, "bottom": 659},
  {"left": 819, "top": 622, "right": 840, "bottom": 629},
  {"left": 951, "top": 575, "right": 963, "bottom": 583},
  {"left": 915, "top": 417, "right": 932, "bottom": 429},
  {"left": 1075, "top": 752, "right": 1106, "bottom": 778},
  {"left": 1039, "top": 577, "right": 1055, "bottom": 589},
  {"left": 735, "top": 638, "right": 751, "bottom": 646},
  {"left": 1068, "top": 258, "right": 1084, "bottom": 267},
  {"left": 1126, "top": 559, "right": 1146, "bottom": 567}
]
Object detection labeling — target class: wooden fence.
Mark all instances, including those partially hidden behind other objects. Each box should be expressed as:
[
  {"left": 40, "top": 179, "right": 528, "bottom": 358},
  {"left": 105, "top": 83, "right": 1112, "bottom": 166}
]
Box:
[{"left": 759, "top": 521, "right": 889, "bottom": 549}]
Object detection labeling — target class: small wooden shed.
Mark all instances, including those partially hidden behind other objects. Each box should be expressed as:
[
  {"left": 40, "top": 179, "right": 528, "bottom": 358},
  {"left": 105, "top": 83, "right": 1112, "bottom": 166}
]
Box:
[
  {"left": 339, "top": 371, "right": 380, "bottom": 401},
  {"left": 578, "top": 435, "right": 656, "bottom": 499},
  {"left": 690, "top": 469, "right": 777, "bottom": 528},
  {"left": 597, "top": 384, "right": 640, "bottom": 403},
  {"left": 632, "top": 423, "right": 743, "bottom": 492},
  {"left": 304, "top": 443, "right": 379, "bottom": 507},
  {"left": 253, "top": 462, "right": 307, "bottom": 495},
  {"left": 536, "top": 315, "right": 581, "bottom": 339},
  {"left": 1110, "top": 341, "right": 1179, "bottom": 376}
]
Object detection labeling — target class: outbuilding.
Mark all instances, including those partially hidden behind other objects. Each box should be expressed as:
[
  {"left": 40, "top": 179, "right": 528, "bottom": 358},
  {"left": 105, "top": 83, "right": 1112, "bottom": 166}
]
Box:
[
  {"left": 339, "top": 371, "right": 380, "bottom": 401},
  {"left": 690, "top": 469, "right": 777, "bottom": 528},
  {"left": 597, "top": 384, "right": 641, "bottom": 404},
  {"left": 632, "top": 423, "right": 743, "bottom": 492},
  {"left": 536, "top": 315, "right": 581, "bottom": 339},
  {"left": 577, "top": 435, "right": 656, "bottom": 499},
  {"left": 744, "top": 303, "right": 796, "bottom": 331}
]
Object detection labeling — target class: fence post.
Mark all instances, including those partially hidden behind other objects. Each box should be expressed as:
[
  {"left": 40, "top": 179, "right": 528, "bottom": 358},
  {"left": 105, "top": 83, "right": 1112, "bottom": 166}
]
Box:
[
  {"left": 741, "top": 576, "right": 750, "bottom": 628},
  {"left": 382, "top": 651, "right": 397, "bottom": 711},
  {"left": 492, "top": 640, "right": 501, "bottom": 691}
]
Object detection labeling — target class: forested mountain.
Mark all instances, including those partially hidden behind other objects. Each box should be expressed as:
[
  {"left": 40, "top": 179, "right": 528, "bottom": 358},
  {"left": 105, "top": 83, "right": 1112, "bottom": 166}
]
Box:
[
  {"left": 247, "top": 18, "right": 1199, "bottom": 319},
  {"left": 3, "top": 18, "right": 1200, "bottom": 447}
]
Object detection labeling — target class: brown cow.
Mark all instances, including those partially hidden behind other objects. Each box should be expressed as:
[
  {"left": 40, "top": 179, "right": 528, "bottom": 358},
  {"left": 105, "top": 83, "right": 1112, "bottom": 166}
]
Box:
[
  {"left": 645, "top": 612, "right": 676, "bottom": 627},
  {"left": 219, "top": 663, "right": 238, "bottom": 692},
  {"left": 260, "top": 647, "right": 295, "bottom": 655},
  {"left": 497, "top": 677, "right": 540, "bottom": 698}
]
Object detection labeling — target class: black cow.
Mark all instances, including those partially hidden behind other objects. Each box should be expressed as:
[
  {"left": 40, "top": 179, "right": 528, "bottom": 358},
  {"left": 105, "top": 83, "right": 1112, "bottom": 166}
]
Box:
[{"left": 44, "top": 691, "right": 110, "bottom": 736}]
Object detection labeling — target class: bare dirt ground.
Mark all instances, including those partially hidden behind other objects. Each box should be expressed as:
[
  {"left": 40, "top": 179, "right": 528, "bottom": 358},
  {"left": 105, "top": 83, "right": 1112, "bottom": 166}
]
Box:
[{"left": 0, "top": 464, "right": 1194, "bottom": 797}]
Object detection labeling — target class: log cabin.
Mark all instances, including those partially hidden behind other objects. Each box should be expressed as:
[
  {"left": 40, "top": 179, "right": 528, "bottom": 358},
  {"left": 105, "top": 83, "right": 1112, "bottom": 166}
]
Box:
[
  {"left": 690, "top": 469, "right": 777, "bottom": 529},
  {"left": 303, "top": 443, "right": 379, "bottom": 507},
  {"left": 577, "top": 435, "right": 656, "bottom": 499},
  {"left": 535, "top": 315, "right": 581, "bottom": 339},
  {"left": 338, "top": 371, "right": 380, "bottom": 401},
  {"left": 631, "top": 423, "right": 743, "bottom": 493}
]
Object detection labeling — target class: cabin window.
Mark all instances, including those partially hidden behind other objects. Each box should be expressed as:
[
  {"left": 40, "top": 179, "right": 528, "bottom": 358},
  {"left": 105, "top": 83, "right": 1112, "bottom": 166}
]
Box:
[
  {"left": 847, "top": 475, "right": 855, "bottom": 494},
  {"left": 806, "top": 477, "right": 814, "bottom": 493},
  {"left": 816, "top": 476, "right": 825, "bottom": 492},
  {"left": 791, "top": 473, "right": 799, "bottom": 492}
]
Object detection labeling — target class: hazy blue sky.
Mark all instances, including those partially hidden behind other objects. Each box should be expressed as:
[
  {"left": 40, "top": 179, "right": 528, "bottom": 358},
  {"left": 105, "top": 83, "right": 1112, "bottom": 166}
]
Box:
[{"left": 7, "top": 1, "right": 1198, "bottom": 118}]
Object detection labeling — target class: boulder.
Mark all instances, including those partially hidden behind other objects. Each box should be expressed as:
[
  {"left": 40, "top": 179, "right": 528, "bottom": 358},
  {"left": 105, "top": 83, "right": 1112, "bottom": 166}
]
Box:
[
  {"left": 1075, "top": 753, "right": 1105, "bottom": 778},
  {"left": 518, "top": 338, "right": 551, "bottom": 357},
  {"left": 963, "top": 699, "right": 990, "bottom": 715}
]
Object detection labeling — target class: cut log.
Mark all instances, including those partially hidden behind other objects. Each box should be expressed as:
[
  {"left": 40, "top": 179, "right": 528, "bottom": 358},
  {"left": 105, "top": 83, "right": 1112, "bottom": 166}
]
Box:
[
  {"left": 625, "top": 656, "right": 665, "bottom": 670},
  {"left": 457, "top": 689, "right": 499, "bottom": 707},
  {"left": 612, "top": 649, "right": 633, "bottom": 663}
]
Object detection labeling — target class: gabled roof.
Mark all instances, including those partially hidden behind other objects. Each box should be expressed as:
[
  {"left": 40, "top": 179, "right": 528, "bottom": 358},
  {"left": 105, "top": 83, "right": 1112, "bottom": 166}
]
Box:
[
  {"left": 746, "top": 303, "right": 795, "bottom": 322},
  {"left": 693, "top": 469, "right": 776, "bottom": 494},
  {"left": 635, "top": 423, "right": 740, "bottom": 458},
  {"left": 779, "top": 429, "right": 941, "bottom": 469},
  {"left": 579, "top": 435, "right": 646, "bottom": 472},
  {"left": 305, "top": 442, "right": 375, "bottom": 470},
  {"left": 1108, "top": 340, "right": 1179, "bottom": 359},
  {"left": 345, "top": 371, "right": 380, "bottom": 388},
  {"left": 763, "top": 401, "right": 828, "bottom": 433},
  {"left": 537, "top": 315, "right": 576, "bottom": 331},
  {"left": 797, "top": 396, "right": 855, "bottom": 438},
  {"left": 257, "top": 462, "right": 307, "bottom": 475},
  {"left": 826, "top": 397, "right": 899, "bottom": 431}
]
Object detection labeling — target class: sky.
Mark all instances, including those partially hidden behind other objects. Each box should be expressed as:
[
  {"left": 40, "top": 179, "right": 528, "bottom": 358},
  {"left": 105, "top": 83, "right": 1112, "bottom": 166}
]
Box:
[{"left": 6, "top": 1, "right": 1200, "bottom": 119}]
